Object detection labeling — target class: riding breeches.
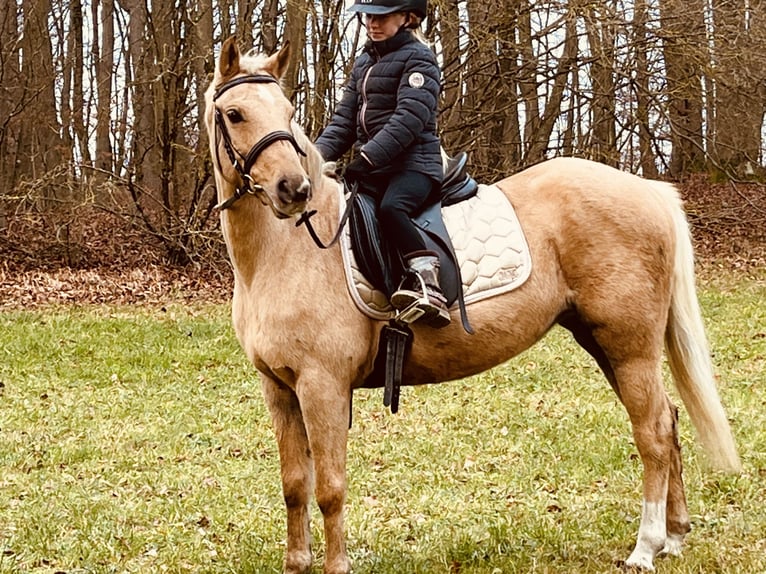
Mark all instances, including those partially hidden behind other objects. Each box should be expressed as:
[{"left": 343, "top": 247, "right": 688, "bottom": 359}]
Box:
[{"left": 374, "top": 170, "right": 436, "bottom": 258}]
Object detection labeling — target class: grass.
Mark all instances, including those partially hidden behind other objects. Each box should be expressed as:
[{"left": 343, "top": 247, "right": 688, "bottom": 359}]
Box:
[{"left": 0, "top": 272, "right": 764, "bottom": 573}]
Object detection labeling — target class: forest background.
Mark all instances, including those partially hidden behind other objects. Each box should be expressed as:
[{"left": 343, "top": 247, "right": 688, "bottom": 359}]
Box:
[{"left": 0, "top": 0, "right": 764, "bottom": 306}]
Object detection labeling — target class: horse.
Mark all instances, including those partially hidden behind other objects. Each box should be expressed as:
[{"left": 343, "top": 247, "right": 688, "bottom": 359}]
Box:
[{"left": 204, "top": 37, "right": 741, "bottom": 574}]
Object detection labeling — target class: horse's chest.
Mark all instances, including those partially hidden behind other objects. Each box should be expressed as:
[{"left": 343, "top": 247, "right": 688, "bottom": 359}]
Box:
[{"left": 232, "top": 294, "right": 320, "bottom": 383}]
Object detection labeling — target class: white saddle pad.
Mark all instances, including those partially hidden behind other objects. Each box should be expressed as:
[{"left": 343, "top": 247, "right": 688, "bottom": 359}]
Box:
[{"left": 339, "top": 183, "right": 532, "bottom": 320}]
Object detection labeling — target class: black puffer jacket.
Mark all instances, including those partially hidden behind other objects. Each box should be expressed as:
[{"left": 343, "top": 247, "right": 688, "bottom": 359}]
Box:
[{"left": 315, "top": 29, "right": 442, "bottom": 183}]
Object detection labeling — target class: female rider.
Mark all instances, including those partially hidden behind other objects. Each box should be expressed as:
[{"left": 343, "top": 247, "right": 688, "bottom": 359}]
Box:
[{"left": 315, "top": 0, "right": 450, "bottom": 328}]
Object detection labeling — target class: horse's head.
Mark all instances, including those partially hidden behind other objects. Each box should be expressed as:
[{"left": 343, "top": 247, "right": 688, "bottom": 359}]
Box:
[{"left": 206, "top": 37, "right": 312, "bottom": 218}]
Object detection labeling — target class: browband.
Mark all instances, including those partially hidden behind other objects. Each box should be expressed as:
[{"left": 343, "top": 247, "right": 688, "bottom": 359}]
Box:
[{"left": 213, "top": 74, "right": 279, "bottom": 101}]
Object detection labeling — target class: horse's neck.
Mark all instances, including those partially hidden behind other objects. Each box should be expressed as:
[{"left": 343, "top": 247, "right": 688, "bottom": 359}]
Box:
[{"left": 222, "top": 175, "right": 341, "bottom": 288}]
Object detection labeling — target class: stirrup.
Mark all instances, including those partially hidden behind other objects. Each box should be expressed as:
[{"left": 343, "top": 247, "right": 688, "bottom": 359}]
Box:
[
  {"left": 393, "top": 271, "right": 432, "bottom": 324},
  {"left": 396, "top": 297, "right": 433, "bottom": 325},
  {"left": 396, "top": 297, "right": 450, "bottom": 328},
  {"left": 392, "top": 274, "right": 450, "bottom": 328}
]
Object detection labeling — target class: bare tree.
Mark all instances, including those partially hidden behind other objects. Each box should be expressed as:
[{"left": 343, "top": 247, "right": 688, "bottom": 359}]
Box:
[
  {"left": 633, "top": 0, "right": 659, "bottom": 177},
  {"left": 93, "top": 0, "right": 115, "bottom": 175},
  {"left": 710, "top": 0, "right": 766, "bottom": 176},
  {"left": 17, "top": 0, "right": 64, "bottom": 199},
  {"left": 583, "top": 0, "right": 618, "bottom": 167},
  {"left": 660, "top": 0, "right": 706, "bottom": 176}
]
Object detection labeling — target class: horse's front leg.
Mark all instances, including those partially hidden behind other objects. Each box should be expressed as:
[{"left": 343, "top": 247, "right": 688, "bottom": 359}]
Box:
[
  {"left": 296, "top": 370, "right": 352, "bottom": 574},
  {"left": 262, "top": 374, "right": 314, "bottom": 574}
]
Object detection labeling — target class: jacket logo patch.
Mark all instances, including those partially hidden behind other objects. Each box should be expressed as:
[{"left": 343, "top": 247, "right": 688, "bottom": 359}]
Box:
[{"left": 408, "top": 72, "right": 425, "bottom": 89}]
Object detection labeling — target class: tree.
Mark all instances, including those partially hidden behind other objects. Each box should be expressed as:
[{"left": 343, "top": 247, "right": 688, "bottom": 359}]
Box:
[
  {"left": 93, "top": 0, "right": 115, "bottom": 175},
  {"left": 16, "top": 0, "right": 64, "bottom": 200},
  {"left": 710, "top": 0, "right": 766, "bottom": 176},
  {"left": 660, "top": 0, "right": 706, "bottom": 176}
]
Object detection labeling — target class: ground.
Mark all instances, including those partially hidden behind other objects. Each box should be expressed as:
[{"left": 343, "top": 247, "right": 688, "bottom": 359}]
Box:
[{"left": 0, "top": 177, "right": 764, "bottom": 308}]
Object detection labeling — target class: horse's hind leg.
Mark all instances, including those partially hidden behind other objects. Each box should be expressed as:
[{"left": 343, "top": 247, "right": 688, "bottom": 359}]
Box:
[
  {"left": 262, "top": 375, "right": 314, "bottom": 574},
  {"left": 663, "top": 401, "right": 691, "bottom": 556},
  {"left": 615, "top": 358, "right": 677, "bottom": 571},
  {"left": 563, "top": 314, "right": 690, "bottom": 566}
]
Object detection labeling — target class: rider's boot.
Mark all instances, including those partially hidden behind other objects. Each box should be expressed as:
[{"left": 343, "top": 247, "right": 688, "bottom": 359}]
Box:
[{"left": 390, "top": 251, "right": 451, "bottom": 328}]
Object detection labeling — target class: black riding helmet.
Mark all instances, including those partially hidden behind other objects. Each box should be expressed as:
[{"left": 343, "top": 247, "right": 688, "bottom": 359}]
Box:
[{"left": 348, "top": 0, "right": 427, "bottom": 19}]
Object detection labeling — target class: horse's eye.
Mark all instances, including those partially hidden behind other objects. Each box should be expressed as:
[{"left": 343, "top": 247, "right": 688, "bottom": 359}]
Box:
[{"left": 226, "top": 109, "right": 244, "bottom": 123}]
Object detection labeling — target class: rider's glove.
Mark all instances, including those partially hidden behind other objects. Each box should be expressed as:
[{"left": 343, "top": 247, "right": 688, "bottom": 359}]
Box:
[{"left": 344, "top": 154, "right": 371, "bottom": 182}]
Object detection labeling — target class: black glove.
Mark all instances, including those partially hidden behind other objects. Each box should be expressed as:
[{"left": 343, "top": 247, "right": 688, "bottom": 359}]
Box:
[{"left": 344, "top": 155, "right": 371, "bottom": 182}]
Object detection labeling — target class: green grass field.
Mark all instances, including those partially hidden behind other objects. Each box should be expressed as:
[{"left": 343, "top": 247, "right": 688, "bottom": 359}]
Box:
[{"left": 0, "top": 273, "right": 764, "bottom": 573}]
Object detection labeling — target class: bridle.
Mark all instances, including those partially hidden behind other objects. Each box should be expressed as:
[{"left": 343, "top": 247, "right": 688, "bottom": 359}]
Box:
[
  {"left": 212, "top": 74, "right": 306, "bottom": 211},
  {"left": 212, "top": 72, "right": 354, "bottom": 249}
]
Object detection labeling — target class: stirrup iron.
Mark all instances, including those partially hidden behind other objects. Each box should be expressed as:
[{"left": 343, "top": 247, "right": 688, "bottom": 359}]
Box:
[{"left": 393, "top": 272, "right": 431, "bottom": 325}]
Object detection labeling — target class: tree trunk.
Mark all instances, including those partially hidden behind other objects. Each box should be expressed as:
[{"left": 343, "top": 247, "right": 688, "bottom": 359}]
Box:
[
  {"left": 284, "top": 0, "right": 308, "bottom": 101},
  {"left": 122, "top": 0, "right": 160, "bottom": 192},
  {"left": 436, "top": 0, "right": 462, "bottom": 152},
  {"left": 711, "top": 0, "right": 766, "bottom": 176},
  {"left": 17, "top": 0, "right": 64, "bottom": 204},
  {"left": 93, "top": 0, "right": 115, "bottom": 176},
  {"left": 660, "top": 0, "right": 706, "bottom": 176},
  {"left": 525, "top": 10, "right": 578, "bottom": 164},
  {"left": 261, "top": 0, "right": 279, "bottom": 54},
  {"left": 0, "top": 1, "right": 22, "bottom": 197},
  {"left": 634, "top": 0, "right": 658, "bottom": 178},
  {"left": 584, "top": 2, "right": 618, "bottom": 167},
  {"left": 69, "top": 0, "right": 90, "bottom": 168}
]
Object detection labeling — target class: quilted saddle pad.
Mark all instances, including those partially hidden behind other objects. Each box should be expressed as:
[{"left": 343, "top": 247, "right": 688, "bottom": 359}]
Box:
[{"left": 339, "top": 183, "right": 532, "bottom": 321}]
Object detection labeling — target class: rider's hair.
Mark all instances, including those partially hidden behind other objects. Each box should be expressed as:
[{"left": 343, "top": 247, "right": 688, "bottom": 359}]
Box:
[{"left": 404, "top": 12, "right": 428, "bottom": 43}]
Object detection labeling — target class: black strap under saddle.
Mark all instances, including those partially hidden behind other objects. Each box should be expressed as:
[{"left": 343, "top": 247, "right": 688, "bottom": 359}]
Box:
[{"left": 349, "top": 152, "right": 478, "bottom": 333}]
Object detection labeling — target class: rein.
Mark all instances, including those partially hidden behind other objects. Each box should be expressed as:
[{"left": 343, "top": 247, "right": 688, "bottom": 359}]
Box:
[
  {"left": 213, "top": 74, "right": 306, "bottom": 211},
  {"left": 295, "top": 181, "right": 359, "bottom": 249}
]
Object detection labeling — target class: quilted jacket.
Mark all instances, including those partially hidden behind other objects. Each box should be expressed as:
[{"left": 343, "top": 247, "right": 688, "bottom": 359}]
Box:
[{"left": 315, "top": 29, "right": 443, "bottom": 183}]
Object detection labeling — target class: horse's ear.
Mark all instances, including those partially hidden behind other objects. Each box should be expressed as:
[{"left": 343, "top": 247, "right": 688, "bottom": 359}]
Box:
[
  {"left": 219, "top": 36, "right": 241, "bottom": 80},
  {"left": 264, "top": 42, "right": 291, "bottom": 80}
]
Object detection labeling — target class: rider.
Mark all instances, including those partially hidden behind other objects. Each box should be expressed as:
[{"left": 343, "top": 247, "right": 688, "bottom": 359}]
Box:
[{"left": 315, "top": 0, "right": 450, "bottom": 328}]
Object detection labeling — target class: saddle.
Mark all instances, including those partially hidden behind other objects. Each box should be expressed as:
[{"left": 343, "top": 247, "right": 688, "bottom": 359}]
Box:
[{"left": 349, "top": 152, "right": 478, "bottom": 319}]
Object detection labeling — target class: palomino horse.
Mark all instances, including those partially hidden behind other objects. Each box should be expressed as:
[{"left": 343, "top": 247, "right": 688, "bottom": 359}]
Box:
[{"left": 204, "top": 37, "right": 740, "bottom": 574}]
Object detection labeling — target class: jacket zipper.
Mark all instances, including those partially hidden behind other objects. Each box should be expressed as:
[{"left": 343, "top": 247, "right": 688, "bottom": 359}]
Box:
[{"left": 360, "top": 66, "right": 373, "bottom": 140}]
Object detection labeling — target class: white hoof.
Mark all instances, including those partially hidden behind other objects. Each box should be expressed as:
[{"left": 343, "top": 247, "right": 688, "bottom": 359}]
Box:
[
  {"left": 659, "top": 532, "right": 684, "bottom": 557},
  {"left": 625, "top": 550, "right": 655, "bottom": 571}
]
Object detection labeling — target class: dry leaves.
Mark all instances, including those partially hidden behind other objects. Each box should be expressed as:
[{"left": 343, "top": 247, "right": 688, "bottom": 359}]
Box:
[{"left": 1, "top": 177, "right": 763, "bottom": 309}]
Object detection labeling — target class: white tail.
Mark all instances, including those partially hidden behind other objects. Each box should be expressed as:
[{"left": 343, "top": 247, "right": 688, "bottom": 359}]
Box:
[{"left": 656, "top": 182, "right": 742, "bottom": 472}]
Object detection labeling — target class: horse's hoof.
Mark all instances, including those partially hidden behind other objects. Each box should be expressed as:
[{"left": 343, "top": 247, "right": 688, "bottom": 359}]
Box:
[
  {"left": 621, "top": 554, "right": 655, "bottom": 571},
  {"left": 284, "top": 551, "right": 312, "bottom": 574},
  {"left": 659, "top": 532, "right": 684, "bottom": 557},
  {"left": 323, "top": 556, "right": 351, "bottom": 574}
]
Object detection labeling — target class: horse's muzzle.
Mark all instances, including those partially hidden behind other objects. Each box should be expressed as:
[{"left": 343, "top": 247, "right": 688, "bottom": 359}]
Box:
[{"left": 274, "top": 175, "right": 312, "bottom": 217}]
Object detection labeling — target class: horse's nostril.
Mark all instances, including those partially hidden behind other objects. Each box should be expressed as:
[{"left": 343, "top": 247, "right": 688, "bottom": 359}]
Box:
[
  {"left": 278, "top": 177, "right": 311, "bottom": 203},
  {"left": 296, "top": 180, "right": 312, "bottom": 201}
]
